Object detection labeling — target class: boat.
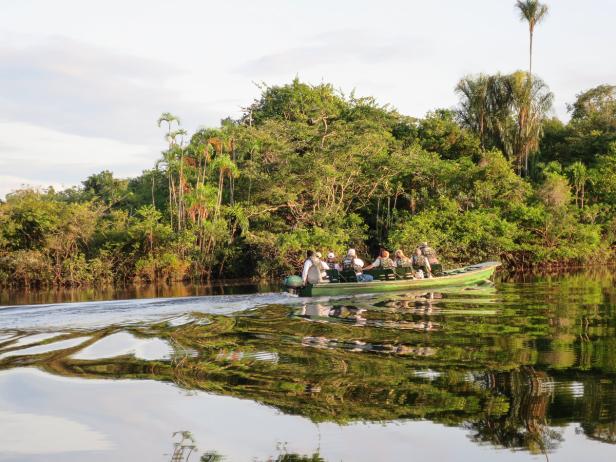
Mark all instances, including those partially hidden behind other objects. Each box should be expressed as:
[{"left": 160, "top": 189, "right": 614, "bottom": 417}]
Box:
[{"left": 292, "top": 261, "right": 501, "bottom": 297}]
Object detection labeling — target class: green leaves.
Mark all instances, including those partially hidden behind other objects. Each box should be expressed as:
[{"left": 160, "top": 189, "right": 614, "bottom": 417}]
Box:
[{"left": 3, "top": 77, "right": 616, "bottom": 286}]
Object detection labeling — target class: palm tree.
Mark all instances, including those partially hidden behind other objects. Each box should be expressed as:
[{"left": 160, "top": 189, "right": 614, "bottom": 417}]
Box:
[
  {"left": 455, "top": 74, "right": 490, "bottom": 148},
  {"left": 456, "top": 72, "right": 553, "bottom": 173},
  {"left": 158, "top": 112, "right": 181, "bottom": 137},
  {"left": 508, "top": 71, "right": 553, "bottom": 174},
  {"left": 515, "top": 1, "right": 549, "bottom": 80},
  {"left": 567, "top": 161, "right": 589, "bottom": 208},
  {"left": 211, "top": 154, "right": 240, "bottom": 215}
]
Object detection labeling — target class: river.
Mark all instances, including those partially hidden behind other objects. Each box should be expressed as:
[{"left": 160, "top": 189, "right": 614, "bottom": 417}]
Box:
[{"left": 0, "top": 270, "right": 615, "bottom": 461}]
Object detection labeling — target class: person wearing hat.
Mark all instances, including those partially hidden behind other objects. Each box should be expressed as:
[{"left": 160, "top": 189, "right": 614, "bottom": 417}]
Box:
[
  {"left": 341, "top": 249, "right": 373, "bottom": 282},
  {"left": 325, "top": 252, "right": 341, "bottom": 271}
]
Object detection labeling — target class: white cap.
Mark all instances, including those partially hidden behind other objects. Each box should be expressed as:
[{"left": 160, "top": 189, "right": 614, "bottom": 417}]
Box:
[
  {"left": 347, "top": 248, "right": 356, "bottom": 257},
  {"left": 327, "top": 252, "right": 335, "bottom": 259},
  {"left": 315, "top": 252, "right": 322, "bottom": 258}
]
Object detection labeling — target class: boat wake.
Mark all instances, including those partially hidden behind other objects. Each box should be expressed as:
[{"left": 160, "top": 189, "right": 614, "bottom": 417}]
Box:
[{"left": 0, "top": 292, "right": 304, "bottom": 331}]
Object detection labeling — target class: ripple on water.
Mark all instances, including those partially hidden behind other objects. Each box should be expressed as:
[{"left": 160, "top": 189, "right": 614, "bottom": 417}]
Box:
[
  {"left": 71, "top": 332, "right": 172, "bottom": 361},
  {"left": 9, "top": 333, "right": 67, "bottom": 348},
  {"left": 0, "top": 336, "right": 91, "bottom": 359}
]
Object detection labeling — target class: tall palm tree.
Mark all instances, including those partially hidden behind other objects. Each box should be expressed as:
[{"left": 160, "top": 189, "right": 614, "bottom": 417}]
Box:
[
  {"left": 211, "top": 154, "right": 240, "bottom": 215},
  {"left": 455, "top": 74, "right": 490, "bottom": 148},
  {"left": 157, "top": 112, "right": 180, "bottom": 138},
  {"left": 515, "top": 0, "right": 549, "bottom": 80},
  {"left": 567, "top": 161, "right": 589, "bottom": 208},
  {"left": 456, "top": 72, "right": 553, "bottom": 173}
]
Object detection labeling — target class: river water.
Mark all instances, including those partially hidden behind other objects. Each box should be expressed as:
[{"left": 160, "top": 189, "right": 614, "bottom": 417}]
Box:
[{"left": 0, "top": 270, "right": 615, "bottom": 461}]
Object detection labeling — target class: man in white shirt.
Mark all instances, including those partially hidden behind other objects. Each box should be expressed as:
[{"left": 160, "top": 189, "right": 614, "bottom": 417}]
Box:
[
  {"left": 302, "top": 250, "right": 324, "bottom": 285},
  {"left": 315, "top": 252, "right": 331, "bottom": 279}
]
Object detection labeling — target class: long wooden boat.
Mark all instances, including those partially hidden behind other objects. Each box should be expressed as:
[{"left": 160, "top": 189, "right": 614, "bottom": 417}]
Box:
[{"left": 297, "top": 261, "right": 501, "bottom": 297}]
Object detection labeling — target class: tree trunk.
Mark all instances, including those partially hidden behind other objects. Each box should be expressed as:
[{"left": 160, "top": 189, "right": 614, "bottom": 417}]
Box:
[{"left": 529, "top": 27, "right": 534, "bottom": 79}]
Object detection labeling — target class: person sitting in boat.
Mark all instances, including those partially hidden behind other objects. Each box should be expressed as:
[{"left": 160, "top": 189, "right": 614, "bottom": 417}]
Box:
[
  {"left": 364, "top": 249, "right": 397, "bottom": 270},
  {"left": 394, "top": 249, "right": 412, "bottom": 268},
  {"left": 342, "top": 249, "right": 373, "bottom": 282},
  {"left": 315, "top": 252, "right": 331, "bottom": 279},
  {"left": 302, "top": 250, "right": 324, "bottom": 285},
  {"left": 326, "top": 252, "right": 341, "bottom": 271},
  {"left": 419, "top": 242, "right": 439, "bottom": 265},
  {"left": 412, "top": 247, "right": 432, "bottom": 277}
]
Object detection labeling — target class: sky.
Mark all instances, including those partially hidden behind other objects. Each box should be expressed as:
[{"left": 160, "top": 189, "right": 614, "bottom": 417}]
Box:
[{"left": 1, "top": 0, "right": 615, "bottom": 198}]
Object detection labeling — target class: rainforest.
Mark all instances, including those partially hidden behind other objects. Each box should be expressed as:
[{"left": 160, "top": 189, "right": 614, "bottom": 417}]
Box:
[{"left": 1, "top": 78, "right": 616, "bottom": 288}]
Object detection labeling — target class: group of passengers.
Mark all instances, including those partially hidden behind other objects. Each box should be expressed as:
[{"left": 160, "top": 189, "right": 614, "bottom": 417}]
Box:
[{"left": 302, "top": 243, "right": 439, "bottom": 285}]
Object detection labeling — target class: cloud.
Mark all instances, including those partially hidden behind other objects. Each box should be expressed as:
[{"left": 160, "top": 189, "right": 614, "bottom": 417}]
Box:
[
  {"left": 0, "top": 36, "right": 214, "bottom": 144},
  {"left": 0, "top": 121, "right": 157, "bottom": 198},
  {"left": 237, "top": 29, "right": 428, "bottom": 77},
  {"left": 0, "top": 175, "right": 64, "bottom": 199},
  {"left": 0, "top": 410, "right": 112, "bottom": 454}
]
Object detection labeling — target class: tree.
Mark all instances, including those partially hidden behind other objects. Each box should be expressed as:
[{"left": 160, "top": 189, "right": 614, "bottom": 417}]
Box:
[
  {"left": 82, "top": 170, "right": 129, "bottom": 207},
  {"left": 509, "top": 71, "right": 554, "bottom": 174},
  {"left": 455, "top": 74, "right": 491, "bottom": 148},
  {"left": 456, "top": 72, "right": 553, "bottom": 174},
  {"left": 567, "top": 161, "right": 589, "bottom": 208},
  {"left": 157, "top": 112, "right": 181, "bottom": 137},
  {"left": 515, "top": 0, "right": 549, "bottom": 79}
]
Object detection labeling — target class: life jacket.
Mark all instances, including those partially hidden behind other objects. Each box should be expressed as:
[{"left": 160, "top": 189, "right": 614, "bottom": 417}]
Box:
[
  {"left": 420, "top": 245, "right": 439, "bottom": 264},
  {"left": 413, "top": 254, "right": 428, "bottom": 268},
  {"left": 342, "top": 256, "right": 363, "bottom": 273},
  {"left": 306, "top": 256, "right": 323, "bottom": 284},
  {"left": 396, "top": 257, "right": 412, "bottom": 268},
  {"left": 380, "top": 257, "right": 395, "bottom": 269}
]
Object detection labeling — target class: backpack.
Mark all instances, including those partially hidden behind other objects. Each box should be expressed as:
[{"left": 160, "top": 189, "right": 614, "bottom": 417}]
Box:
[{"left": 306, "top": 256, "right": 323, "bottom": 284}]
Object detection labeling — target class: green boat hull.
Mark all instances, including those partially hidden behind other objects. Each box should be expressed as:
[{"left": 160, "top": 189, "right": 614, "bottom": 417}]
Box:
[{"left": 297, "top": 261, "right": 500, "bottom": 297}]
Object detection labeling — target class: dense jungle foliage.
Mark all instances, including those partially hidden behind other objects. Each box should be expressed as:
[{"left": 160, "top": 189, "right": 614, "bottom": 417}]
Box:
[{"left": 1, "top": 78, "right": 616, "bottom": 287}]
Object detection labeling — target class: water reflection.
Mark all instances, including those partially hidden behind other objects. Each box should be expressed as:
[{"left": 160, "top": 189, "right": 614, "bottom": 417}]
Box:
[
  {"left": 0, "top": 272, "right": 616, "bottom": 460},
  {"left": 167, "top": 430, "right": 324, "bottom": 462},
  {"left": 0, "top": 280, "right": 277, "bottom": 307}
]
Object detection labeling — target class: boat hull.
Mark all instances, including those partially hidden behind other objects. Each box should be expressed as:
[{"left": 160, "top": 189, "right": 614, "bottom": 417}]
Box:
[{"left": 297, "top": 261, "right": 500, "bottom": 297}]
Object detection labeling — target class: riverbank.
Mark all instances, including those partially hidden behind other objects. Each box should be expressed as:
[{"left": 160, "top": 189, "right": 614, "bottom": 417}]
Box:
[
  {"left": 4, "top": 263, "right": 616, "bottom": 307},
  {"left": 0, "top": 279, "right": 278, "bottom": 307}
]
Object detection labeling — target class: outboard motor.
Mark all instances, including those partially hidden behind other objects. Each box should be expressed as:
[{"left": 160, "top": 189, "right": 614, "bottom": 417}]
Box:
[{"left": 283, "top": 275, "right": 304, "bottom": 294}]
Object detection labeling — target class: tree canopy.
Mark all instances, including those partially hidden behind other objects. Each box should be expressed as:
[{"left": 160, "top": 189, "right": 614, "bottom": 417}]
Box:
[{"left": 1, "top": 78, "right": 615, "bottom": 287}]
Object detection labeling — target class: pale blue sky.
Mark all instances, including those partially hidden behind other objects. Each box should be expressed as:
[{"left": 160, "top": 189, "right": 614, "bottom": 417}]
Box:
[{"left": 1, "top": 0, "right": 615, "bottom": 197}]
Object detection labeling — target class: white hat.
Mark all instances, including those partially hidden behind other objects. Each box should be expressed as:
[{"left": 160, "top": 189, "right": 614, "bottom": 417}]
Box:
[
  {"left": 347, "top": 248, "right": 356, "bottom": 257},
  {"left": 315, "top": 252, "right": 322, "bottom": 258},
  {"left": 327, "top": 252, "right": 335, "bottom": 259}
]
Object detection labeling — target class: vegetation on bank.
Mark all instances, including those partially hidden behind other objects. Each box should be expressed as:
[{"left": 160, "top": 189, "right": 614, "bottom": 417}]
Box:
[{"left": 1, "top": 77, "right": 615, "bottom": 287}]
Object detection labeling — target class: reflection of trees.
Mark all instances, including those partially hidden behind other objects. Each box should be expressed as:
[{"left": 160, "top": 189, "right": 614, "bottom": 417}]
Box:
[
  {"left": 578, "top": 378, "right": 616, "bottom": 444},
  {"left": 274, "top": 454, "right": 325, "bottom": 462},
  {"left": 467, "top": 368, "right": 563, "bottom": 454},
  {"left": 168, "top": 431, "right": 322, "bottom": 462},
  {"left": 170, "top": 431, "right": 198, "bottom": 462},
  {"left": 2, "top": 283, "right": 616, "bottom": 454},
  {"left": 200, "top": 453, "right": 224, "bottom": 462}
]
